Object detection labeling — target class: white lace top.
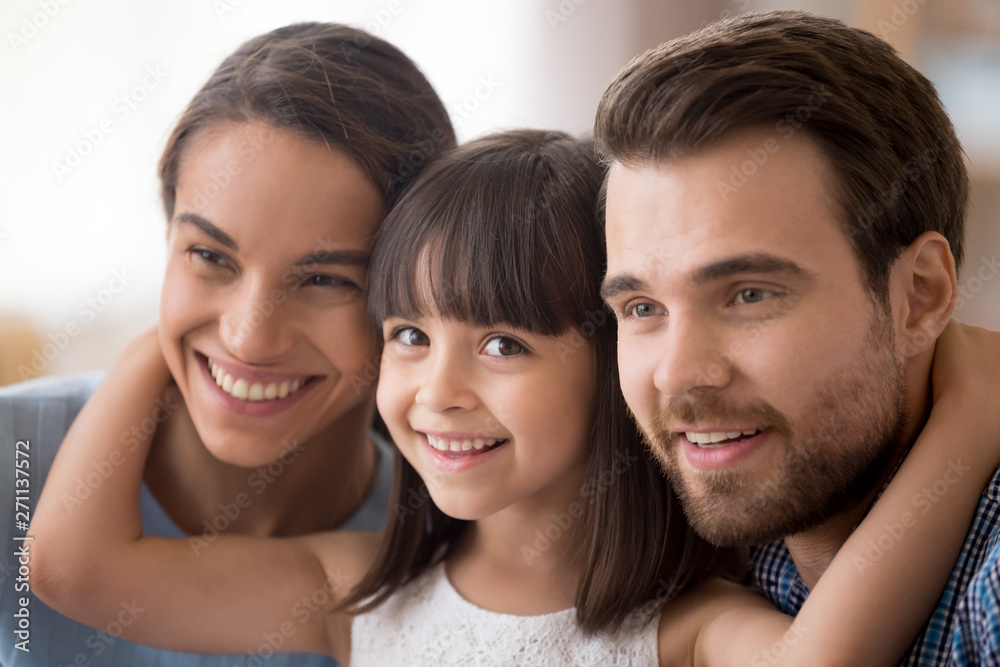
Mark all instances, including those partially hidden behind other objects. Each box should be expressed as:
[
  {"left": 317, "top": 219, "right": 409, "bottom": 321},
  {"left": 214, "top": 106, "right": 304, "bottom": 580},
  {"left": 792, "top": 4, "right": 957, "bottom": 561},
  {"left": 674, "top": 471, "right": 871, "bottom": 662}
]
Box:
[{"left": 350, "top": 562, "right": 660, "bottom": 666}]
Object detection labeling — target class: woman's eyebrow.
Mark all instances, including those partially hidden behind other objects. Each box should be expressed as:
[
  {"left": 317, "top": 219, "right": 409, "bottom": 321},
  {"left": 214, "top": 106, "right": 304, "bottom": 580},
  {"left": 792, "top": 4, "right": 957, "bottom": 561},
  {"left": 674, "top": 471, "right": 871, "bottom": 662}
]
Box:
[
  {"left": 174, "top": 212, "right": 238, "bottom": 251},
  {"left": 295, "top": 250, "right": 370, "bottom": 267}
]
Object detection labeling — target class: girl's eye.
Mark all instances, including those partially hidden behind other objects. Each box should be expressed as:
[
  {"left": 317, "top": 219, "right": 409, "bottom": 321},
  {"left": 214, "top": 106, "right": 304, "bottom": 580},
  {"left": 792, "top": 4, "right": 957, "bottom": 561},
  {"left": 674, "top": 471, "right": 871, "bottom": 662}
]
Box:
[
  {"left": 733, "top": 288, "right": 774, "bottom": 305},
  {"left": 393, "top": 326, "right": 430, "bottom": 347},
  {"left": 483, "top": 336, "right": 524, "bottom": 357}
]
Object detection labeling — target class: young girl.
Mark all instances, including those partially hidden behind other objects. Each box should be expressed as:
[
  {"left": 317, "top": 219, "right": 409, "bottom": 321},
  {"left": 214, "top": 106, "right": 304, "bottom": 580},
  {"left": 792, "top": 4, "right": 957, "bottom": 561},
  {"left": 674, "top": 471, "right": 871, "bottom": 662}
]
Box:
[{"left": 31, "top": 130, "right": 1000, "bottom": 665}]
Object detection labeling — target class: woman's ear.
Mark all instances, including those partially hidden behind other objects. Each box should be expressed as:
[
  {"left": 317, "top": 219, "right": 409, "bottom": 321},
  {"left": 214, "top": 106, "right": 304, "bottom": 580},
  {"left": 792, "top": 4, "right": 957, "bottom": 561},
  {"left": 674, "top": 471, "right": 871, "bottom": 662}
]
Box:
[{"left": 890, "top": 231, "right": 958, "bottom": 360}]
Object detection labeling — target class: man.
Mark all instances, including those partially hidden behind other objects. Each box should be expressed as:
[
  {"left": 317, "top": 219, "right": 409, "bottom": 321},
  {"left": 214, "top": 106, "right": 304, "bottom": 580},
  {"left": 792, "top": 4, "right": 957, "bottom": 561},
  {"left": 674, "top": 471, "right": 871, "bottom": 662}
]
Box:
[{"left": 596, "top": 10, "right": 999, "bottom": 664}]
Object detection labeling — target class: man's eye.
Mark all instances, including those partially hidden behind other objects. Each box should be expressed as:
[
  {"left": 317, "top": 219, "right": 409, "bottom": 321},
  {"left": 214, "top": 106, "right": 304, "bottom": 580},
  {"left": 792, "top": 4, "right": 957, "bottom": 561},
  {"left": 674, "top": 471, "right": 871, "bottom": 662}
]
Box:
[
  {"left": 630, "top": 303, "right": 658, "bottom": 318},
  {"left": 483, "top": 336, "right": 524, "bottom": 357},
  {"left": 393, "top": 327, "right": 429, "bottom": 347},
  {"left": 734, "top": 288, "right": 773, "bottom": 305}
]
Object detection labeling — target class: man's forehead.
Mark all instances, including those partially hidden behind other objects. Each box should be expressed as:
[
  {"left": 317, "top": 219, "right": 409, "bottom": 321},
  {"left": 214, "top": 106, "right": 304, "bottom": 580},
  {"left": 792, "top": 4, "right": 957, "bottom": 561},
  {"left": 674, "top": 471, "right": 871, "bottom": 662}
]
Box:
[{"left": 604, "top": 136, "right": 851, "bottom": 282}]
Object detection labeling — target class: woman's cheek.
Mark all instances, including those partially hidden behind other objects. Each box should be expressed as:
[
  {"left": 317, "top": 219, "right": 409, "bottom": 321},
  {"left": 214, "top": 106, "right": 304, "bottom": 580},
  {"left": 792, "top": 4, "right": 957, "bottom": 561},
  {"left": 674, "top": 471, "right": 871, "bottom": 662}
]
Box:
[{"left": 321, "top": 303, "right": 379, "bottom": 382}]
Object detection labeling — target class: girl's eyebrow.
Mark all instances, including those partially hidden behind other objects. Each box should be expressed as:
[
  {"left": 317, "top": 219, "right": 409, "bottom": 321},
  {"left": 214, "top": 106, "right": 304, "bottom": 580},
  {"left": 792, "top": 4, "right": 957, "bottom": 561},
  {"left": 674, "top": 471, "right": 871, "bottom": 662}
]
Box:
[{"left": 174, "top": 212, "right": 237, "bottom": 250}]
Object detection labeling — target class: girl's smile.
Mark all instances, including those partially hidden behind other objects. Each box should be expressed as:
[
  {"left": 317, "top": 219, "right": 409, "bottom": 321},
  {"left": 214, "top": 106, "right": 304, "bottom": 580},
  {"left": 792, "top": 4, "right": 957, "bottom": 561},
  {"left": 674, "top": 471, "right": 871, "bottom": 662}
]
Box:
[
  {"left": 377, "top": 315, "right": 597, "bottom": 522},
  {"left": 418, "top": 431, "right": 511, "bottom": 472}
]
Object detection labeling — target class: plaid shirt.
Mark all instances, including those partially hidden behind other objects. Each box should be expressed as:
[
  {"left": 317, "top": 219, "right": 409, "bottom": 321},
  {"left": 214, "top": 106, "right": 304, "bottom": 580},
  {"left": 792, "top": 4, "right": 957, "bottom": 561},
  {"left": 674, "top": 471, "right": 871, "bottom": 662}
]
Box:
[{"left": 751, "top": 467, "right": 1000, "bottom": 666}]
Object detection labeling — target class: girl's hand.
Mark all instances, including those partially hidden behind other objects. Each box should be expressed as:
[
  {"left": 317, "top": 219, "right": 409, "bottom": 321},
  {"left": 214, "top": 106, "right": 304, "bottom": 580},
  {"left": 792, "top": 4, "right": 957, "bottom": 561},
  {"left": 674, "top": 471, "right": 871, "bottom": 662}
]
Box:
[
  {"left": 930, "top": 321, "right": 1000, "bottom": 468},
  {"left": 931, "top": 321, "right": 1000, "bottom": 404}
]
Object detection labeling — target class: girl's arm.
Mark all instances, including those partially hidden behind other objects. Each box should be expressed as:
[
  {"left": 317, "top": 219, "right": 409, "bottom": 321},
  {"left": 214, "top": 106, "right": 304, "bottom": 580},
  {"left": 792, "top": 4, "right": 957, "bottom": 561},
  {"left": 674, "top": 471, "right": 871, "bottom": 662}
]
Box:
[
  {"left": 670, "top": 322, "right": 1000, "bottom": 667},
  {"left": 29, "top": 328, "right": 376, "bottom": 662}
]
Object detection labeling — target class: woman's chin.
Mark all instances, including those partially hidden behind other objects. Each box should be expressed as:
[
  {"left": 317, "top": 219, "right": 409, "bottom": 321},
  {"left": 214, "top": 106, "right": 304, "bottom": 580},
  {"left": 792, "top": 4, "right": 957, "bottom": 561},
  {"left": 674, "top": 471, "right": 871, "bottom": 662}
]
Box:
[{"left": 211, "top": 438, "right": 303, "bottom": 470}]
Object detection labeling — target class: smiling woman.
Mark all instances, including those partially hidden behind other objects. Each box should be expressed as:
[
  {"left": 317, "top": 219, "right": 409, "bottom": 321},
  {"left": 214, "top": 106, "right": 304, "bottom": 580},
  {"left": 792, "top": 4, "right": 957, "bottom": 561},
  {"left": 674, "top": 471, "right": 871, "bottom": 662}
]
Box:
[
  {"left": 1, "top": 21, "right": 454, "bottom": 667},
  {"left": 158, "top": 122, "right": 385, "bottom": 470}
]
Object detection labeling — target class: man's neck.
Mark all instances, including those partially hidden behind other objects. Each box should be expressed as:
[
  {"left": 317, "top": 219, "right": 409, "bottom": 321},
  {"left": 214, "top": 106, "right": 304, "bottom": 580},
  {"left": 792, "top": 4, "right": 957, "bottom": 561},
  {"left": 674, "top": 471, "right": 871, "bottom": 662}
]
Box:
[
  {"left": 785, "top": 369, "right": 933, "bottom": 590},
  {"left": 784, "top": 488, "right": 884, "bottom": 589}
]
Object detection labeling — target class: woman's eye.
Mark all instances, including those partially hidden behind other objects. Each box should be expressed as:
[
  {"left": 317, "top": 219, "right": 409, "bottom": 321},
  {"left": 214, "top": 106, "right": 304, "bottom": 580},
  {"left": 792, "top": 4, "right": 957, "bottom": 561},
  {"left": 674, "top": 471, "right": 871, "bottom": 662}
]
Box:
[
  {"left": 733, "top": 288, "right": 773, "bottom": 305},
  {"left": 190, "top": 247, "right": 229, "bottom": 269},
  {"left": 303, "top": 274, "right": 357, "bottom": 290},
  {"left": 394, "top": 327, "right": 430, "bottom": 347},
  {"left": 483, "top": 336, "right": 524, "bottom": 357}
]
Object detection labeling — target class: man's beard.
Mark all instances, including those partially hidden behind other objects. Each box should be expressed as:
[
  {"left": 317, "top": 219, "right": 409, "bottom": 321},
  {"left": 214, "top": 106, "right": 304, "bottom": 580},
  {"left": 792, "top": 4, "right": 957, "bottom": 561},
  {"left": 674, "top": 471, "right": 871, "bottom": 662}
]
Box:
[{"left": 643, "top": 317, "right": 909, "bottom": 548}]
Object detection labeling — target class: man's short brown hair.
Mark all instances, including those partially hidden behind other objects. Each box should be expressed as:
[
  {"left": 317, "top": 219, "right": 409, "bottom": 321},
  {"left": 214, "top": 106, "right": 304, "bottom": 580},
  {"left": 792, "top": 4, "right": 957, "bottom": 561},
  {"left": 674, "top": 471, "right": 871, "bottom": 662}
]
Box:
[{"left": 595, "top": 10, "right": 968, "bottom": 300}]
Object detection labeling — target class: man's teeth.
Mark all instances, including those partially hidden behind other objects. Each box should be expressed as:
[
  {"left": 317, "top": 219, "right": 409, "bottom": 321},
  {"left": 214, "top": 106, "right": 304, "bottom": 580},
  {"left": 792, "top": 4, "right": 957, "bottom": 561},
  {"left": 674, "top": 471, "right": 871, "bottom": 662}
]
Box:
[
  {"left": 209, "top": 359, "right": 304, "bottom": 402},
  {"left": 426, "top": 434, "right": 504, "bottom": 452},
  {"left": 686, "top": 430, "right": 760, "bottom": 447}
]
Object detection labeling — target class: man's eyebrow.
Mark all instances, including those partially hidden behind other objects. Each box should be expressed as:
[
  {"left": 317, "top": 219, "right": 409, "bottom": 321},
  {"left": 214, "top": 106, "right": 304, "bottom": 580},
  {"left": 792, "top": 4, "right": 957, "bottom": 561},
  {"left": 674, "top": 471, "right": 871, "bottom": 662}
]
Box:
[
  {"left": 174, "top": 212, "right": 238, "bottom": 251},
  {"left": 295, "top": 250, "right": 370, "bottom": 268},
  {"left": 691, "top": 253, "right": 815, "bottom": 284},
  {"left": 600, "top": 274, "right": 646, "bottom": 302}
]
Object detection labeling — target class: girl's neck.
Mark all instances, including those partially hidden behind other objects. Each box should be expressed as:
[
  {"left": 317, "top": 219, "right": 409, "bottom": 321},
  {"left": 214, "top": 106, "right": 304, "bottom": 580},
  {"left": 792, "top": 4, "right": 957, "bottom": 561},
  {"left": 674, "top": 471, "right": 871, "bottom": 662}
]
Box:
[
  {"left": 445, "top": 465, "right": 589, "bottom": 616},
  {"left": 143, "top": 384, "right": 378, "bottom": 537}
]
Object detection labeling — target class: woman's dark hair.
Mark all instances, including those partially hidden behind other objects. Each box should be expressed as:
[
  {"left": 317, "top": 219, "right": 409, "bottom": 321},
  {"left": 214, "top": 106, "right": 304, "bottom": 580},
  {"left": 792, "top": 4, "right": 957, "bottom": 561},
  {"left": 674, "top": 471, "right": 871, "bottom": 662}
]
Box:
[
  {"left": 158, "top": 21, "right": 456, "bottom": 218},
  {"left": 344, "top": 129, "right": 738, "bottom": 632}
]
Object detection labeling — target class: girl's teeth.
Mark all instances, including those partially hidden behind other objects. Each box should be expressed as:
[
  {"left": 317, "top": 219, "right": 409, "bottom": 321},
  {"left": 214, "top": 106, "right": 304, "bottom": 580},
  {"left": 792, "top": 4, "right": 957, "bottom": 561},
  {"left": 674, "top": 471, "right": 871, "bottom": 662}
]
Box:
[
  {"left": 426, "top": 435, "right": 503, "bottom": 452},
  {"left": 208, "top": 359, "right": 308, "bottom": 403}
]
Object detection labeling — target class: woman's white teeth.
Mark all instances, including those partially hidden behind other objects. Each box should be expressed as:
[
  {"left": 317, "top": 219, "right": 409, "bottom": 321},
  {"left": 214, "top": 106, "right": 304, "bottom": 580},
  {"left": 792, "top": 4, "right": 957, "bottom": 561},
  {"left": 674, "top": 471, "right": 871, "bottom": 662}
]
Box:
[
  {"left": 687, "top": 430, "right": 760, "bottom": 446},
  {"left": 426, "top": 435, "right": 502, "bottom": 452},
  {"left": 249, "top": 382, "right": 264, "bottom": 401},
  {"left": 209, "top": 359, "right": 306, "bottom": 402}
]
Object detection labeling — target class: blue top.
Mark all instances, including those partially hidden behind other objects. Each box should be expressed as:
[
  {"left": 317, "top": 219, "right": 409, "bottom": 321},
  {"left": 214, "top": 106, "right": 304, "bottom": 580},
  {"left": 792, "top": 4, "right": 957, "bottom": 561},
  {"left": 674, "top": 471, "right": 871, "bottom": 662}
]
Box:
[
  {"left": 0, "top": 372, "right": 395, "bottom": 667},
  {"left": 752, "top": 465, "right": 1000, "bottom": 666}
]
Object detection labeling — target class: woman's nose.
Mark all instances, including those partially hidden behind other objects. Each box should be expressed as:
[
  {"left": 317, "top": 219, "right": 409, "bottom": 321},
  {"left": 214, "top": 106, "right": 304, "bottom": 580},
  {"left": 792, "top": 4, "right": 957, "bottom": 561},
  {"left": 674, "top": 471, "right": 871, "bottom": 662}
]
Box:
[{"left": 218, "top": 279, "right": 296, "bottom": 363}]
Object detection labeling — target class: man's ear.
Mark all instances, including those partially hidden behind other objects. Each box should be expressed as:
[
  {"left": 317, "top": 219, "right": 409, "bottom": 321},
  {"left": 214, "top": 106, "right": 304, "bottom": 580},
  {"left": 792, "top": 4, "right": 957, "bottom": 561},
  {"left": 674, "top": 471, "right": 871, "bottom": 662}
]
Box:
[{"left": 890, "top": 231, "right": 957, "bottom": 360}]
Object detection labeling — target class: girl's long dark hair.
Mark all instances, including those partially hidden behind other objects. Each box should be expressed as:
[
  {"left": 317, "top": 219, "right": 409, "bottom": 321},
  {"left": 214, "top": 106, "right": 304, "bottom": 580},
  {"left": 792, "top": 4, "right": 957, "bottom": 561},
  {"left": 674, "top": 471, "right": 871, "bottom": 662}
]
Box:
[{"left": 344, "top": 129, "right": 740, "bottom": 632}]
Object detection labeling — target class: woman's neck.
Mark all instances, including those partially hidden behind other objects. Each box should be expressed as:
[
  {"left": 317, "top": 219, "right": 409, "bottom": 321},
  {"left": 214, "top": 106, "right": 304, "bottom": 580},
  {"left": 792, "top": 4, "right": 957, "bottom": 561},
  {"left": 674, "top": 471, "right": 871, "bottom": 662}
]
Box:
[{"left": 143, "top": 384, "right": 378, "bottom": 537}]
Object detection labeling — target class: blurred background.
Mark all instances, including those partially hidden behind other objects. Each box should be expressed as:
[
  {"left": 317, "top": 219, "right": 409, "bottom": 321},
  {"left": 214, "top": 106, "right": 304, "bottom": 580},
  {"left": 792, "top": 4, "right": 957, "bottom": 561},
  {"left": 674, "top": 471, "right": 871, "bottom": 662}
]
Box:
[{"left": 1, "top": 0, "right": 998, "bottom": 384}]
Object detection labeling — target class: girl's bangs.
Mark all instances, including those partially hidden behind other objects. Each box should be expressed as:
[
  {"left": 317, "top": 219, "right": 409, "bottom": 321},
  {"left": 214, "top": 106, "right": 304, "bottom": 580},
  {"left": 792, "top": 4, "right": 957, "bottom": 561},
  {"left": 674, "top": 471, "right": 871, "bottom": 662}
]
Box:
[{"left": 369, "top": 135, "right": 602, "bottom": 336}]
